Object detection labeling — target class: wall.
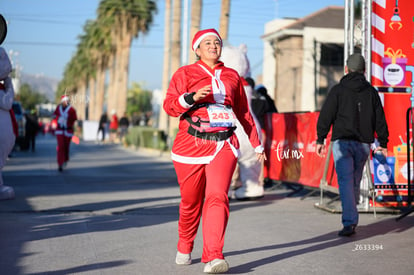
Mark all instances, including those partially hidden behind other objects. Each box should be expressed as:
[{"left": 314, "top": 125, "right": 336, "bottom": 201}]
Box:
[
  {"left": 301, "top": 27, "right": 345, "bottom": 112},
  {"left": 275, "top": 36, "right": 303, "bottom": 112},
  {"left": 261, "top": 18, "right": 297, "bottom": 100}
]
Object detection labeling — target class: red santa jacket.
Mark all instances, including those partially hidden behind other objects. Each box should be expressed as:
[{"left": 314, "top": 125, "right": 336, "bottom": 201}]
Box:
[
  {"left": 109, "top": 114, "right": 119, "bottom": 130},
  {"left": 163, "top": 60, "right": 262, "bottom": 164},
  {"left": 53, "top": 104, "right": 77, "bottom": 137}
]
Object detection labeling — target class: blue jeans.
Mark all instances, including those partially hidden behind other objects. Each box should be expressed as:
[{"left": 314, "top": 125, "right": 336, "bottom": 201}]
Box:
[{"left": 332, "top": 140, "right": 370, "bottom": 227}]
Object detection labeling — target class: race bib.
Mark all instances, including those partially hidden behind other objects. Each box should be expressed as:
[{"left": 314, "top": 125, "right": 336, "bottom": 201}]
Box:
[{"left": 207, "top": 104, "right": 236, "bottom": 127}]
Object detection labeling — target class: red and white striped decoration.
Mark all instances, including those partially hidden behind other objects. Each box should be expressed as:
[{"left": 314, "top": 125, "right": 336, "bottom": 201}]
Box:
[{"left": 371, "top": 0, "right": 387, "bottom": 86}]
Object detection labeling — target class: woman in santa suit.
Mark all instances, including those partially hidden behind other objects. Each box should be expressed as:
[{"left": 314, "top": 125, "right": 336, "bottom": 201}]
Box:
[
  {"left": 54, "top": 95, "right": 77, "bottom": 172},
  {"left": 163, "top": 28, "right": 266, "bottom": 274}
]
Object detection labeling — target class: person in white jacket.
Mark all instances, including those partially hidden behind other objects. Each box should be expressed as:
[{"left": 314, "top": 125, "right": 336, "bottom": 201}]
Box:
[
  {"left": 0, "top": 47, "right": 15, "bottom": 200},
  {"left": 220, "top": 43, "right": 264, "bottom": 200}
]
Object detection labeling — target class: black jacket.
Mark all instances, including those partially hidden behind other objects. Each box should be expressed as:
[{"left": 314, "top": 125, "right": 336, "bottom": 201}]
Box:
[{"left": 317, "top": 72, "right": 389, "bottom": 148}]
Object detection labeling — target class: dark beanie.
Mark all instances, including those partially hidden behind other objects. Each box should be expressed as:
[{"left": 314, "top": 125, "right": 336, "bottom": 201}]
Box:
[{"left": 346, "top": 53, "right": 365, "bottom": 72}]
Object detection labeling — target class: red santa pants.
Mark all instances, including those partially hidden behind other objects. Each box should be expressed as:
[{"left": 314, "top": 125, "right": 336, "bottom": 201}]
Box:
[
  {"left": 173, "top": 142, "right": 237, "bottom": 263},
  {"left": 56, "top": 134, "right": 71, "bottom": 167}
]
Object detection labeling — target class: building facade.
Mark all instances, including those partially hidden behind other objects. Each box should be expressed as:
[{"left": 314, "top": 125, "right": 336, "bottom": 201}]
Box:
[{"left": 261, "top": 6, "right": 352, "bottom": 113}]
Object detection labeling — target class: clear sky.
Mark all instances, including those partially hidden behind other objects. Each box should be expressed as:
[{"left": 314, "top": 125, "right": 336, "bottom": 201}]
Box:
[{"left": 1, "top": 0, "right": 344, "bottom": 91}]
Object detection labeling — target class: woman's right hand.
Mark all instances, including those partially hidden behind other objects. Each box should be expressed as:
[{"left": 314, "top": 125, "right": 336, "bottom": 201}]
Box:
[{"left": 193, "top": 85, "right": 212, "bottom": 102}]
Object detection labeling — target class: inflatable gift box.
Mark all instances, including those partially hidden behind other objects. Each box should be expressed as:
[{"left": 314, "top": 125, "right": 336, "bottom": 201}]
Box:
[{"left": 382, "top": 48, "right": 407, "bottom": 87}]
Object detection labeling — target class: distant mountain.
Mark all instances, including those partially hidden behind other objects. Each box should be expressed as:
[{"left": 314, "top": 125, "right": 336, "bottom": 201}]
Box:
[{"left": 19, "top": 73, "right": 59, "bottom": 102}]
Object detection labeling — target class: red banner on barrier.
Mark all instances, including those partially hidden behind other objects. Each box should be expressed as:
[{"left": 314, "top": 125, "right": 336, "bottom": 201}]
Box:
[{"left": 263, "top": 112, "right": 337, "bottom": 189}]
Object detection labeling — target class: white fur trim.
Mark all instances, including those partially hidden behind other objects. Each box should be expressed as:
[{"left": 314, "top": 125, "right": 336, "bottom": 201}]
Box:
[
  {"left": 227, "top": 140, "right": 240, "bottom": 158},
  {"left": 192, "top": 32, "right": 221, "bottom": 51},
  {"left": 171, "top": 140, "right": 239, "bottom": 164},
  {"left": 254, "top": 145, "right": 264, "bottom": 154},
  {"left": 61, "top": 95, "right": 69, "bottom": 102},
  {"left": 171, "top": 152, "right": 215, "bottom": 164},
  {"left": 178, "top": 93, "right": 194, "bottom": 109}
]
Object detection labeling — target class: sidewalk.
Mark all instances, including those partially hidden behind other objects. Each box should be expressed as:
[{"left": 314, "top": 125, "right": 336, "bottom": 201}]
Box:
[{"left": 0, "top": 135, "right": 413, "bottom": 275}]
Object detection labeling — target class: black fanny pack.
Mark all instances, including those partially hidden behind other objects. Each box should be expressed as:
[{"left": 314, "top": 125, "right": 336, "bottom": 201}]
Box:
[
  {"left": 183, "top": 103, "right": 235, "bottom": 141},
  {"left": 187, "top": 126, "right": 234, "bottom": 141}
]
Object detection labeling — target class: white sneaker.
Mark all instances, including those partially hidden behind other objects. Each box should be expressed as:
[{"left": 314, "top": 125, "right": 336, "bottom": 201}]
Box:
[
  {"left": 234, "top": 184, "right": 264, "bottom": 200},
  {"left": 203, "top": 259, "right": 229, "bottom": 273},
  {"left": 175, "top": 251, "right": 191, "bottom": 265}
]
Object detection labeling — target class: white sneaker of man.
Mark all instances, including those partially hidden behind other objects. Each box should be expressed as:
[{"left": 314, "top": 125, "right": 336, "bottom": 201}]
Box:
[
  {"left": 175, "top": 251, "right": 191, "bottom": 265},
  {"left": 203, "top": 259, "right": 229, "bottom": 274}
]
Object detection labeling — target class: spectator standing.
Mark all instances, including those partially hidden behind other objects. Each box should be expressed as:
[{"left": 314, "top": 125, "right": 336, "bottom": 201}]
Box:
[
  {"left": 97, "top": 112, "right": 108, "bottom": 143},
  {"left": 251, "top": 85, "right": 278, "bottom": 130},
  {"left": 25, "top": 109, "right": 40, "bottom": 152},
  {"left": 109, "top": 109, "right": 119, "bottom": 143},
  {"left": 131, "top": 111, "right": 140, "bottom": 126},
  {"left": 119, "top": 112, "right": 130, "bottom": 141},
  {"left": 316, "top": 53, "right": 389, "bottom": 237}
]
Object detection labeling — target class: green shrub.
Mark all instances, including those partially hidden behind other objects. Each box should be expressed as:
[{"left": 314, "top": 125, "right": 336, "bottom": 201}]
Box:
[{"left": 125, "top": 126, "right": 168, "bottom": 151}]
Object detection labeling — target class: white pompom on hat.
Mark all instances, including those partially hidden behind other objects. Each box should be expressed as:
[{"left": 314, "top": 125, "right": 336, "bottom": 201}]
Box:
[
  {"left": 61, "top": 95, "right": 69, "bottom": 102},
  {"left": 192, "top": 28, "right": 222, "bottom": 52}
]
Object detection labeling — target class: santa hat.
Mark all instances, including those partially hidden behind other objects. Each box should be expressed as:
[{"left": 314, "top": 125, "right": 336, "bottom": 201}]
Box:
[
  {"left": 192, "top": 28, "right": 222, "bottom": 52},
  {"left": 61, "top": 95, "right": 69, "bottom": 102}
]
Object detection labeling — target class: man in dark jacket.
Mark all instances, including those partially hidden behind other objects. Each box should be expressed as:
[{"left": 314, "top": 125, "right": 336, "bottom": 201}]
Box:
[
  {"left": 97, "top": 112, "right": 108, "bottom": 143},
  {"left": 25, "top": 109, "right": 40, "bottom": 152},
  {"left": 316, "top": 53, "right": 389, "bottom": 237},
  {"left": 119, "top": 112, "right": 130, "bottom": 141},
  {"left": 251, "top": 85, "right": 278, "bottom": 130}
]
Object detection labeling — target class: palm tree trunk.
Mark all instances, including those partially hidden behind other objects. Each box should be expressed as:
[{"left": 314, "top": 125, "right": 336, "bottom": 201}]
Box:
[
  {"left": 87, "top": 77, "right": 96, "bottom": 120},
  {"left": 159, "top": 0, "right": 172, "bottom": 133},
  {"left": 189, "top": 0, "right": 202, "bottom": 64},
  {"left": 169, "top": 0, "right": 182, "bottom": 138},
  {"left": 72, "top": 82, "right": 86, "bottom": 121},
  {"left": 116, "top": 36, "right": 132, "bottom": 118},
  {"left": 107, "top": 50, "right": 118, "bottom": 116},
  {"left": 107, "top": 29, "right": 131, "bottom": 118},
  {"left": 219, "top": 0, "right": 230, "bottom": 42},
  {"left": 95, "top": 65, "right": 106, "bottom": 120},
  {"left": 79, "top": 82, "right": 87, "bottom": 121}
]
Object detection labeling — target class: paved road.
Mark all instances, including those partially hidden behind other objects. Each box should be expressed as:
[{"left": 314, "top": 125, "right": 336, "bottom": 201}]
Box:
[{"left": 1, "top": 135, "right": 413, "bottom": 275}]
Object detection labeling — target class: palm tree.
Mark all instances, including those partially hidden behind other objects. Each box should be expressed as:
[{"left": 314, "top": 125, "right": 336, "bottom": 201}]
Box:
[
  {"left": 159, "top": 0, "right": 172, "bottom": 132},
  {"left": 171, "top": 0, "right": 181, "bottom": 73},
  {"left": 189, "top": 0, "right": 202, "bottom": 64},
  {"left": 58, "top": 45, "right": 91, "bottom": 121},
  {"left": 219, "top": 0, "right": 230, "bottom": 42},
  {"left": 70, "top": 41, "right": 95, "bottom": 121},
  {"left": 168, "top": 0, "right": 182, "bottom": 137},
  {"left": 97, "top": 0, "right": 157, "bottom": 118},
  {"left": 81, "top": 19, "right": 113, "bottom": 120}
]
